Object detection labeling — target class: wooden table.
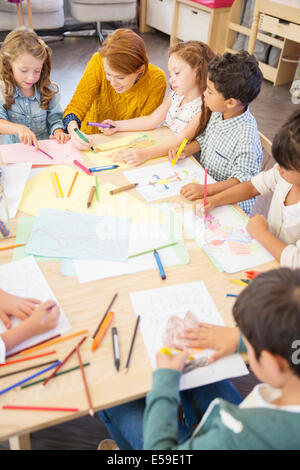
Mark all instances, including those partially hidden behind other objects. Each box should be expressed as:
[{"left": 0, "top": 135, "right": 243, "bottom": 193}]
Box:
[{"left": 0, "top": 128, "right": 278, "bottom": 449}]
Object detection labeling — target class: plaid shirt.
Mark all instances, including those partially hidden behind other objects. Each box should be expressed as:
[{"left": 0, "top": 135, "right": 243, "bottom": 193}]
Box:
[{"left": 196, "top": 108, "right": 262, "bottom": 216}]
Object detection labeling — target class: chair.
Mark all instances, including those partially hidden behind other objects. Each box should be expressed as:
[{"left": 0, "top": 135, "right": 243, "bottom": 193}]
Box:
[
  {"left": 67, "top": 0, "right": 137, "bottom": 41},
  {"left": 0, "top": 0, "right": 64, "bottom": 40},
  {"left": 251, "top": 131, "right": 274, "bottom": 217}
]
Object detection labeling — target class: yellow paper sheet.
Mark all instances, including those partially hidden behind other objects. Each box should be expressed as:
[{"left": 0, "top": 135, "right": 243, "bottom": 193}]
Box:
[
  {"left": 86, "top": 133, "right": 156, "bottom": 167},
  {"left": 19, "top": 166, "right": 164, "bottom": 224}
]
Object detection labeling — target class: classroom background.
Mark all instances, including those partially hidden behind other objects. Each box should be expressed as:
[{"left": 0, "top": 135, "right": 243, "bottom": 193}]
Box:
[{"left": 0, "top": 0, "right": 299, "bottom": 449}]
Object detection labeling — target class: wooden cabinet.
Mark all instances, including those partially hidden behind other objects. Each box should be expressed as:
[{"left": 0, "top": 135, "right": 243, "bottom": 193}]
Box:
[
  {"left": 225, "top": 0, "right": 300, "bottom": 86},
  {"left": 139, "top": 0, "right": 232, "bottom": 54}
]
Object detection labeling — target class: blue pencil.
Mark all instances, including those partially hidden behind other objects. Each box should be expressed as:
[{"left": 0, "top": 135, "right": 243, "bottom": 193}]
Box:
[
  {"left": 153, "top": 249, "right": 166, "bottom": 280},
  {"left": 0, "top": 361, "right": 61, "bottom": 395},
  {"left": 226, "top": 294, "right": 238, "bottom": 298}
]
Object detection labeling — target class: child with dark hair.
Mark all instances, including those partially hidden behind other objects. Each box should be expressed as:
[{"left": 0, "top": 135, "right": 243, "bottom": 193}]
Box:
[
  {"left": 197, "top": 108, "right": 300, "bottom": 268},
  {"left": 169, "top": 51, "right": 263, "bottom": 216},
  {"left": 143, "top": 268, "right": 300, "bottom": 450}
]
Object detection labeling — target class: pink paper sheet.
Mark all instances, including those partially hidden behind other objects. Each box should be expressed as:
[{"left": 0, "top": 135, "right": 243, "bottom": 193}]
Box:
[{"left": 0, "top": 140, "right": 82, "bottom": 165}]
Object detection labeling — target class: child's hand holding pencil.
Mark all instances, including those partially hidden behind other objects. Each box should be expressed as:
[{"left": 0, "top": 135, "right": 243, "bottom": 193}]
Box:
[{"left": 156, "top": 349, "right": 190, "bottom": 372}]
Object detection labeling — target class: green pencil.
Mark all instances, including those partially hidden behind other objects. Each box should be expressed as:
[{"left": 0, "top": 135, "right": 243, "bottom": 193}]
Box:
[
  {"left": 20, "top": 362, "right": 90, "bottom": 389},
  {"left": 95, "top": 175, "right": 99, "bottom": 200},
  {"left": 74, "top": 128, "right": 95, "bottom": 152},
  {"left": 128, "top": 242, "right": 178, "bottom": 259}
]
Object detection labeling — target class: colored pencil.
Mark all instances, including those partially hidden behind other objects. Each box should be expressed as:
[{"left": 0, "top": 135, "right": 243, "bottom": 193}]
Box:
[
  {"left": 89, "top": 165, "right": 119, "bottom": 172},
  {"left": 76, "top": 346, "right": 94, "bottom": 416},
  {"left": 21, "top": 329, "right": 88, "bottom": 355},
  {"left": 110, "top": 183, "right": 138, "bottom": 195},
  {"left": 226, "top": 294, "right": 238, "bottom": 298},
  {"left": 34, "top": 144, "right": 54, "bottom": 160},
  {"left": 2, "top": 405, "right": 79, "bottom": 412},
  {"left": 153, "top": 249, "right": 166, "bottom": 280},
  {"left": 91, "top": 311, "right": 114, "bottom": 352},
  {"left": 67, "top": 171, "right": 79, "bottom": 197},
  {"left": 1, "top": 350, "right": 56, "bottom": 367},
  {"left": 50, "top": 172, "right": 59, "bottom": 197},
  {"left": 0, "top": 360, "right": 58, "bottom": 380},
  {"left": 42, "top": 335, "right": 88, "bottom": 387},
  {"left": 128, "top": 242, "right": 177, "bottom": 259},
  {"left": 74, "top": 128, "right": 95, "bottom": 152},
  {"left": 112, "top": 327, "right": 120, "bottom": 371},
  {"left": 21, "top": 362, "right": 90, "bottom": 389},
  {"left": 54, "top": 172, "right": 64, "bottom": 197},
  {"left": 0, "top": 221, "right": 10, "bottom": 237},
  {"left": 231, "top": 279, "right": 248, "bottom": 287},
  {"left": 160, "top": 346, "right": 194, "bottom": 361},
  {"left": 73, "top": 159, "right": 92, "bottom": 176},
  {"left": 6, "top": 334, "right": 61, "bottom": 359},
  {"left": 92, "top": 293, "right": 118, "bottom": 339},
  {"left": 124, "top": 315, "right": 140, "bottom": 374},
  {"left": 87, "top": 185, "right": 96, "bottom": 208},
  {"left": 0, "top": 243, "right": 25, "bottom": 252},
  {"left": 171, "top": 138, "right": 188, "bottom": 166},
  {"left": 203, "top": 168, "right": 208, "bottom": 217},
  {"left": 0, "top": 361, "right": 60, "bottom": 395},
  {"left": 87, "top": 122, "right": 116, "bottom": 129},
  {"left": 95, "top": 175, "right": 99, "bottom": 201}
]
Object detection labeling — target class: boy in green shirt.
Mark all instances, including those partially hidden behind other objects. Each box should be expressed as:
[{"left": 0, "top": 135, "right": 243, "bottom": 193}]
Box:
[{"left": 144, "top": 268, "right": 300, "bottom": 450}]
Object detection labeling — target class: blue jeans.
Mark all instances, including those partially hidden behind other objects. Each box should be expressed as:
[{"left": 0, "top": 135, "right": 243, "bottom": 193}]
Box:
[{"left": 99, "top": 379, "right": 242, "bottom": 450}]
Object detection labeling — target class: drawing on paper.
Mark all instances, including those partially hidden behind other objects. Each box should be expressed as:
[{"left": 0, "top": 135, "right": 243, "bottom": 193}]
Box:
[{"left": 163, "top": 310, "right": 198, "bottom": 348}]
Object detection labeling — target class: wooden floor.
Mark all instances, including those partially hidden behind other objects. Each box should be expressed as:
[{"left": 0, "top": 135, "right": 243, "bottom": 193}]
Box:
[{"left": 0, "top": 28, "right": 297, "bottom": 450}]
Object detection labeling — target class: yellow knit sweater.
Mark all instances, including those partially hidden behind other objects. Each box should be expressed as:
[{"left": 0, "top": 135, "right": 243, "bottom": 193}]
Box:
[{"left": 64, "top": 52, "right": 167, "bottom": 134}]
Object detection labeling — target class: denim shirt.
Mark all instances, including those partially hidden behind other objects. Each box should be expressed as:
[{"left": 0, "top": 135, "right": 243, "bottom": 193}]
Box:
[{"left": 0, "top": 81, "right": 64, "bottom": 144}]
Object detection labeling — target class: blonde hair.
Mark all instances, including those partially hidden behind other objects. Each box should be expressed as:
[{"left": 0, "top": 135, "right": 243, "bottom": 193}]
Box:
[
  {"left": 0, "top": 26, "right": 57, "bottom": 110},
  {"left": 99, "top": 28, "right": 149, "bottom": 75},
  {"left": 169, "top": 41, "right": 215, "bottom": 135}
]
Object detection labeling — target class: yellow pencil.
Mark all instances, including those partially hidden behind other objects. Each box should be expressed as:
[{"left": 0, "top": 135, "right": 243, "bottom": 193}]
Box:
[
  {"left": 231, "top": 279, "right": 248, "bottom": 287},
  {"left": 171, "top": 138, "right": 188, "bottom": 167},
  {"left": 21, "top": 329, "right": 88, "bottom": 355},
  {"left": 160, "top": 346, "right": 194, "bottom": 360},
  {"left": 54, "top": 171, "right": 64, "bottom": 197},
  {"left": 50, "top": 172, "right": 59, "bottom": 198}
]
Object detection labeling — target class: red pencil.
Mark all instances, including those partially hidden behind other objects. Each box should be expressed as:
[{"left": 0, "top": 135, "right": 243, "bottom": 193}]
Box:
[
  {"left": 0, "top": 350, "right": 56, "bottom": 367},
  {"left": 42, "top": 335, "right": 88, "bottom": 387},
  {"left": 2, "top": 405, "right": 79, "bottom": 412},
  {"left": 73, "top": 160, "right": 92, "bottom": 176},
  {"left": 76, "top": 345, "right": 94, "bottom": 416},
  {"left": 203, "top": 168, "right": 208, "bottom": 218},
  {"left": 5, "top": 334, "right": 61, "bottom": 359}
]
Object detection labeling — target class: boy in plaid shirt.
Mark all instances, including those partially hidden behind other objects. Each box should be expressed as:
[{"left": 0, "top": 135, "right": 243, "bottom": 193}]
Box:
[{"left": 169, "top": 51, "right": 263, "bottom": 216}]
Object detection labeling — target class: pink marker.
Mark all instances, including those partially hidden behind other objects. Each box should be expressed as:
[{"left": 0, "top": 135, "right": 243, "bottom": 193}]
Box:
[{"left": 73, "top": 160, "right": 92, "bottom": 175}]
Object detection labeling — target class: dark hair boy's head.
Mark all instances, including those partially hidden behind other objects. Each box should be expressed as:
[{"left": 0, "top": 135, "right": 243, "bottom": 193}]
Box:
[
  {"left": 271, "top": 108, "right": 300, "bottom": 171},
  {"left": 233, "top": 268, "right": 300, "bottom": 378},
  {"left": 208, "top": 51, "right": 263, "bottom": 106}
]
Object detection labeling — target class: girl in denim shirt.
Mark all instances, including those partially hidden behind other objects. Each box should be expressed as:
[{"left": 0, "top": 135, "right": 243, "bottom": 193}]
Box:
[{"left": 0, "top": 27, "right": 69, "bottom": 146}]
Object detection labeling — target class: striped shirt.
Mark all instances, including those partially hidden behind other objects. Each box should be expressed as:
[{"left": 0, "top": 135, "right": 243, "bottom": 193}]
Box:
[
  {"left": 165, "top": 91, "right": 202, "bottom": 135},
  {"left": 196, "top": 108, "right": 262, "bottom": 216}
]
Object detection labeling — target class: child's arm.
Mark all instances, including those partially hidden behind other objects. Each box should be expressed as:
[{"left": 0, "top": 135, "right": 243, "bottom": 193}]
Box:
[
  {"left": 246, "top": 214, "right": 287, "bottom": 262},
  {"left": 0, "top": 119, "right": 38, "bottom": 148},
  {"left": 1, "top": 300, "right": 60, "bottom": 353},
  {"left": 100, "top": 93, "right": 172, "bottom": 136},
  {"left": 47, "top": 91, "right": 70, "bottom": 144},
  {"left": 0, "top": 289, "right": 41, "bottom": 329},
  {"left": 113, "top": 112, "right": 201, "bottom": 166},
  {"left": 178, "top": 324, "right": 240, "bottom": 363}
]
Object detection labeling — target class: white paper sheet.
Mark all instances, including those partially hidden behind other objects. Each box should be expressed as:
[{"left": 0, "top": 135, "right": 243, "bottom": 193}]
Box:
[
  {"left": 124, "top": 159, "right": 214, "bottom": 202},
  {"left": 0, "top": 257, "right": 71, "bottom": 355},
  {"left": 0, "top": 163, "right": 32, "bottom": 218},
  {"left": 130, "top": 281, "right": 248, "bottom": 391}
]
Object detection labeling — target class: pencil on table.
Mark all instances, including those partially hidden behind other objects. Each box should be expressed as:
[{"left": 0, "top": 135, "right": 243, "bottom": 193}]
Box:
[
  {"left": 0, "top": 360, "right": 58, "bottom": 380},
  {"left": 67, "top": 171, "right": 79, "bottom": 197},
  {"left": 21, "top": 329, "right": 88, "bottom": 355},
  {"left": 95, "top": 176, "right": 99, "bottom": 201},
  {"left": 76, "top": 346, "right": 94, "bottom": 416},
  {"left": 50, "top": 172, "right": 59, "bottom": 198},
  {"left": 6, "top": 334, "right": 61, "bottom": 359},
  {"left": 91, "top": 311, "right": 114, "bottom": 352},
  {"left": 1, "top": 350, "right": 56, "bottom": 367},
  {"left": 54, "top": 172, "right": 64, "bottom": 197},
  {"left": 42, "top": 335, "right": 88, "bottom": 387},
  {"left": 124, "top": 315, "right": 140, "bottom": 374},
  {"left": 92, "top": 293, "right": 118, "bottom": 339},
  {"left": 87, "top": 185, "right": 96, "bottom": 208},
  {"left": 0, "top": 243, "right": 25, "bottom": 252},
  {"left": 110, "top": 183, "right": 138, "bottom": 195},
  {"left": 21, "top": 362, "right": 90, "bottom": 389},
  {"left": 2, "top": 405, "right": 79, "bottom": 413}
]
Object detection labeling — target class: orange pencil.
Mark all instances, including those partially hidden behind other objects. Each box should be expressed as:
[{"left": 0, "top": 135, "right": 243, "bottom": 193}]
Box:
[
  {"left": 67, "top": 171, "right": 79, "bottom": 197},
  {"left": 21, "top": 329, "right": 88, "bottom": 355},
  {"left": 0, "top": 243, "right": 25, "bottom": 252},
  {"left": 0, "top": 350, "right": 56, "bottom": 367},
  {"left": 76, "top": 346, "right": 94, "bottom": 416},
  {"left": 91, "top": 311, "right": 114, "bottom": 352}
]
